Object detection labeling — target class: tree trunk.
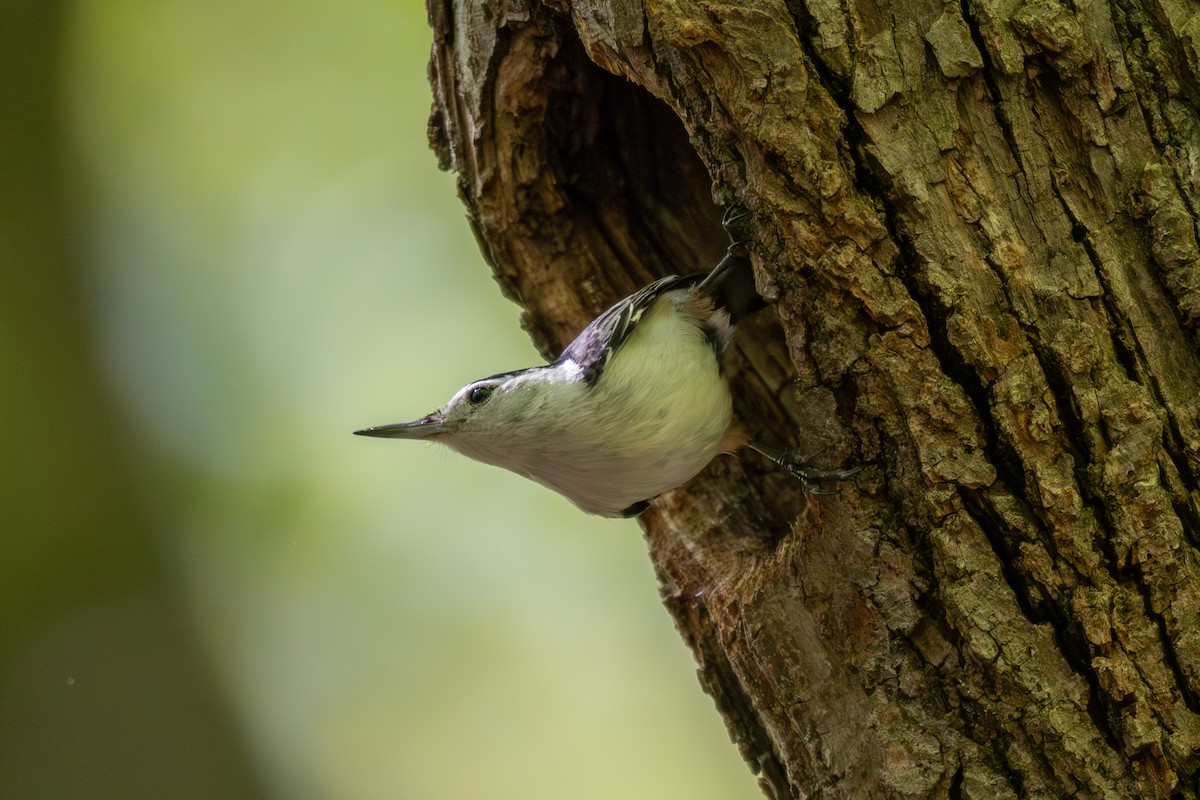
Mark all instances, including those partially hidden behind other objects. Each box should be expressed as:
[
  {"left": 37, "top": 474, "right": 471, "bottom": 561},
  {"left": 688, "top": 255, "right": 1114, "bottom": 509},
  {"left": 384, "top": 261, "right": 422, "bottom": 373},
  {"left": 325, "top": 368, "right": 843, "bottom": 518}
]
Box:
[{"left": 423, "top": 0, "right": 1200, "bottom": 796}]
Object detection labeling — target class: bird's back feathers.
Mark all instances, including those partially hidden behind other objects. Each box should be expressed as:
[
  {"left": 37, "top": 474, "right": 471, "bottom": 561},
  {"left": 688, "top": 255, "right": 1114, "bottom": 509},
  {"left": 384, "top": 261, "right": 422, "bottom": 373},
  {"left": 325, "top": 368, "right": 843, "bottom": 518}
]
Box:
[
  {"left": 554, "top": 274, "right": 699, "bottom": 385},
  {"left": 553, "top": 249, "right": 759, "bottom": 387}
]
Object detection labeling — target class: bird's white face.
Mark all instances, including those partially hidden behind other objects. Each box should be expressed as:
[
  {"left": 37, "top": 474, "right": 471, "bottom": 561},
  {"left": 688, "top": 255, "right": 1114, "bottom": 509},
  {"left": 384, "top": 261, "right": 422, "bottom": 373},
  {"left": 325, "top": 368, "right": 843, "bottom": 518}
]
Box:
[
  {"left": 450, "top": 363, "right": 628, "bottom": 467},
  {"left": 353, "top": 370, "right": 527, "bottom": 442},
  {"left": 437, "top": 372, "right": 532, "bottom": 437}
]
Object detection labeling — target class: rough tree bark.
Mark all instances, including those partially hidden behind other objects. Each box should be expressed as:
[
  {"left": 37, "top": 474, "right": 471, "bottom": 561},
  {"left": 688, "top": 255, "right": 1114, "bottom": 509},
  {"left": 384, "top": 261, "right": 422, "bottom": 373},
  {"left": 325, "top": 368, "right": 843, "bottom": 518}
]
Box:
[{"left": 423, "top": 0, "right": 1200, "bottom": 796}]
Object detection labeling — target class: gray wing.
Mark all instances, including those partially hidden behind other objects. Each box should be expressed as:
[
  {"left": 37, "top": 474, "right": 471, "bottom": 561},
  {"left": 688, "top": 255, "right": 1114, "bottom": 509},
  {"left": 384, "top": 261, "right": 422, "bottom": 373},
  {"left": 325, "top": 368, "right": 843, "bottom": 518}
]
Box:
[{"left": 553, "top": 274, "right": 699, "bottom": 385}]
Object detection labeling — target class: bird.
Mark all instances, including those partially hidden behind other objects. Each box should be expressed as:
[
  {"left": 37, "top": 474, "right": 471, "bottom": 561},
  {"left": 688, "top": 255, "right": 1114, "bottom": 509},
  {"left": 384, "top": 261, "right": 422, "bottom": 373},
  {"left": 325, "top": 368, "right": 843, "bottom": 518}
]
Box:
[{"left": 355, "top": 206, "right": 860, "bottom": 517}]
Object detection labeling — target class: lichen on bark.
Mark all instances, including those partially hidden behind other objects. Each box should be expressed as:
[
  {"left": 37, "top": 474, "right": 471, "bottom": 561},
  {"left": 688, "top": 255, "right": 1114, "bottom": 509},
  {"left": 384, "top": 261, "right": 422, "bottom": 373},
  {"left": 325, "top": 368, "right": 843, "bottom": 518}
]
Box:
[{"left": 425, "top": 0, "right": 1200, "bottom": 795}]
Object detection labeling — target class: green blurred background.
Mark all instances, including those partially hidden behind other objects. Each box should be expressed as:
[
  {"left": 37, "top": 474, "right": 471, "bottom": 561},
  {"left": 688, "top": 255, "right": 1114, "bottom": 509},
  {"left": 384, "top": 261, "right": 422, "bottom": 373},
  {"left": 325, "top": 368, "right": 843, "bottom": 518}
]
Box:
[{"left": 1, "top": 1, "right": 757, "bottom": 797}]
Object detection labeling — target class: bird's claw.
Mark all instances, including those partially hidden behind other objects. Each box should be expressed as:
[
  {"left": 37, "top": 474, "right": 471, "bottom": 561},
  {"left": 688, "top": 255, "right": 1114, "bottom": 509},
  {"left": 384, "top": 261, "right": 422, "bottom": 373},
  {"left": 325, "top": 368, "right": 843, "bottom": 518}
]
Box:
[
  {"left": 722, "top": 204, "right": 752, "bottom": 246},
  {"left": 784, "top": 461, "right": 864, "bottom": 494},
  {"left": 750, "top": 442, "right": 863, "bottom": 494}
]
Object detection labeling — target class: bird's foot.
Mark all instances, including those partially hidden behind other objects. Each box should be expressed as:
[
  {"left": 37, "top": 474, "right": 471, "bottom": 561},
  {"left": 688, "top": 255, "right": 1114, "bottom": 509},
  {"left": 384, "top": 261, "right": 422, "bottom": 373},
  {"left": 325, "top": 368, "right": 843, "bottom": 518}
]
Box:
[
  {"left": 722, "top": 204, "right": 752, "bottom": 248},
  {"left": 749, "top": 442, "right": 863, "bottom": 494}
]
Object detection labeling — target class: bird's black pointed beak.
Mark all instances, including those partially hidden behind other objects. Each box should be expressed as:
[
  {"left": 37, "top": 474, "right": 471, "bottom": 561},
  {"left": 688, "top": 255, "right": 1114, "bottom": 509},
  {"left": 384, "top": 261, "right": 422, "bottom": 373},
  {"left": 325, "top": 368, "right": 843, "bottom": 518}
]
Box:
[{"left": 353, "top": 414, "right": 446, "bottom": 440}]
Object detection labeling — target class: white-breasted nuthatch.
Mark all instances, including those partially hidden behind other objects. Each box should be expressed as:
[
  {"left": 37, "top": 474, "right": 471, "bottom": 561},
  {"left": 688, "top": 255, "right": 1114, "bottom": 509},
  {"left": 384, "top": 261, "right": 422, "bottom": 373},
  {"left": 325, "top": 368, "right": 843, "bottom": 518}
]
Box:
[{"left": 356, "top": 207, "right": 860, "bottom": 517}]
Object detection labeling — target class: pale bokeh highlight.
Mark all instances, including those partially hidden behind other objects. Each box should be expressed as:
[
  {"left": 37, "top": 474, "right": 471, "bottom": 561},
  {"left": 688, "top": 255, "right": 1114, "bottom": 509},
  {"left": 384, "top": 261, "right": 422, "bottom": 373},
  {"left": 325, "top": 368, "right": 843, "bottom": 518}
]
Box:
[{"left": 59, "top": 0, "right": 758, "bottom": 797}]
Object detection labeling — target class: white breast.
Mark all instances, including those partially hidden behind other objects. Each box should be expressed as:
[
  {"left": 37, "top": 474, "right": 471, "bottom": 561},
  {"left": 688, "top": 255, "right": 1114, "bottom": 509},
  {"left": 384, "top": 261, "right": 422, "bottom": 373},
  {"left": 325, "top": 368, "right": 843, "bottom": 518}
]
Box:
[{"left": 450, "top": 290, "right": 733, "bottom": 516}]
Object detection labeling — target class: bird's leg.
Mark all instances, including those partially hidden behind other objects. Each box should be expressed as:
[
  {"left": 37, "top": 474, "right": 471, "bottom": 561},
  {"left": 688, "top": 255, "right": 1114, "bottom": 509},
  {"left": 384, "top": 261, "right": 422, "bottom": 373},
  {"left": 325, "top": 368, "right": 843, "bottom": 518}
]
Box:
[
  {"left": 748, "top": 441, "right": 863, "bottom": 494},
  {"left": 722, "top": 204, "right": 752, "bottom": 253},
  {"left": 720, "top": 203, "right": 860, "bottom": 494}
]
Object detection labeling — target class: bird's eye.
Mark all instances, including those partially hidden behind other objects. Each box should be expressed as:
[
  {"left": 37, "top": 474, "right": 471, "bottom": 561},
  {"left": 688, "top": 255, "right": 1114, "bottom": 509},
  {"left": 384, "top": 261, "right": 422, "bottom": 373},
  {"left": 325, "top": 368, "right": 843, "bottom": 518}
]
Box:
[{"left": 467, "top": 385, "right": 495, "bottom": 406}]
